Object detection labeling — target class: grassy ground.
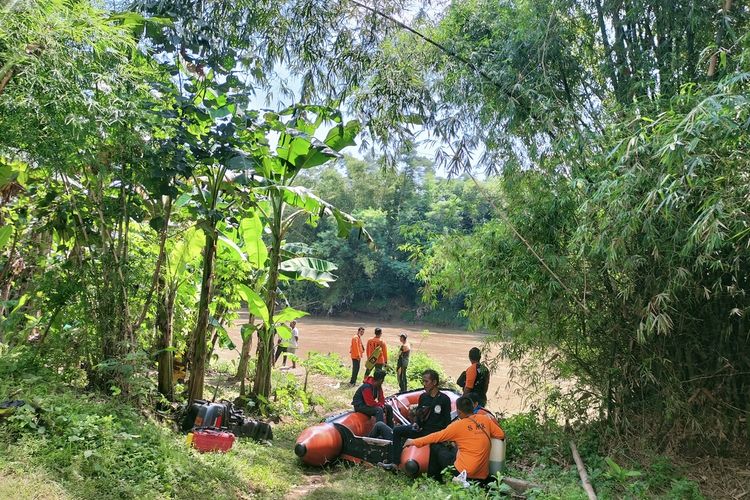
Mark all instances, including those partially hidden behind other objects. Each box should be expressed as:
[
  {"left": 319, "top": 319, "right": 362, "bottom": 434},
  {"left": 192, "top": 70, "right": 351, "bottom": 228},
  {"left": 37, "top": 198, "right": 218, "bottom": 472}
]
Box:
[{"left": 0, "top": 352, "right": 725, "bottom": 499}]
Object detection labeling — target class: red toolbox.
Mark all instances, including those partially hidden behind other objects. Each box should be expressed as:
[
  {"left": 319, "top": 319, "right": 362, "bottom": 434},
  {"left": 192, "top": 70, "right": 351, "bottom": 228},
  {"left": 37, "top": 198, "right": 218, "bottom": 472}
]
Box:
[{"left": 191, "top": 428, "right": 235, "bottom": 453}]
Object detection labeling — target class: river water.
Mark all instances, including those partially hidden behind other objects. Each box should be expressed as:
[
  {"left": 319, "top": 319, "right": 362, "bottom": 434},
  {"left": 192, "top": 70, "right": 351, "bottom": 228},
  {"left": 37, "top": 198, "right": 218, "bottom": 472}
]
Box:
[{"left": 219, "top": 313, "right": 527, "bottom": 415}]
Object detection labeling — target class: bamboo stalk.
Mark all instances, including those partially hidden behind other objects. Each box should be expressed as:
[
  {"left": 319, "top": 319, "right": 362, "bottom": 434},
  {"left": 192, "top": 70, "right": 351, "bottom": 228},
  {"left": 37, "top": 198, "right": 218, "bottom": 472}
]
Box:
[
  {"left": 708, "top": 0, "right": 733, "bottom": 77},
  {"left": 570, "top": 441, "right": 597, "bottom": 500}
]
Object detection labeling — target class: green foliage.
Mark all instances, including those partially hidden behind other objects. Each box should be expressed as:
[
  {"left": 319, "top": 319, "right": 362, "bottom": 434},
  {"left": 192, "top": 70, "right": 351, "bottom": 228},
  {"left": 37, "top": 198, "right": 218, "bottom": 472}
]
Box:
[
  {"left": 267, "top": 372, "right": 320, "bottom": 417},
  {"left": 500, "top": 412, "right": 566, "bottom": 464},
  {"left": 0, "top": 367, "right": 251, "bottom": 499},
  {"left": 302, "top": 351, "right": 349, "bottom": 379},
  {"left": 416, "top": 22, "right": 750, "bottom": 446},
  {"left": 287, "top": 154, "right": 491, "bottom": 320},
  {"left": 397, "top": 350, "right": 449, "bottom": 390}
]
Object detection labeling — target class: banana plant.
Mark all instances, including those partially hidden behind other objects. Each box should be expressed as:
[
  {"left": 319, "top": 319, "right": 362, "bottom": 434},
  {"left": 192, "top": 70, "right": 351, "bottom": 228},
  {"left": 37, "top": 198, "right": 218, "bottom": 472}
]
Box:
[
  {"left": 155, "top": 222, "right": 203, "bottom": 399},
  {"left": 173, "top": 79, "right": 263, "bottom": 403},
  {"left": 237, "top": 105, "right": 371, "bottom": 399}
]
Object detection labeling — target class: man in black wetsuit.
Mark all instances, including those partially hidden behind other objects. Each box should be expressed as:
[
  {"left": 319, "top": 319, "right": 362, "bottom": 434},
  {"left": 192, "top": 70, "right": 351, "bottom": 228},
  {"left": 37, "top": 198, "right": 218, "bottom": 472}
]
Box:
[{"left": 378, "top": 369, "right": 451, "bottom": 470}]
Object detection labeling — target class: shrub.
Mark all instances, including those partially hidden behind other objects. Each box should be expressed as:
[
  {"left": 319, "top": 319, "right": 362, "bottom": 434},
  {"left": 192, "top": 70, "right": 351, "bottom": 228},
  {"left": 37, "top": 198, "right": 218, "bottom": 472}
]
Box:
[
  {"left": 0, "top": 362, "right": 250, "bottom": 499},
  {"left": 302, "top": 351, "right": 349, "bottom": 379}
]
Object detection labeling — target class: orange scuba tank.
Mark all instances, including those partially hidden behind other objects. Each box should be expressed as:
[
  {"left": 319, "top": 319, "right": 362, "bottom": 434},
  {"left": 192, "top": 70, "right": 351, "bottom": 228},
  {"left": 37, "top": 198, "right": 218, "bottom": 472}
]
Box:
[{"left": 365, "top": 345, "right": 382, "bottom": 370}]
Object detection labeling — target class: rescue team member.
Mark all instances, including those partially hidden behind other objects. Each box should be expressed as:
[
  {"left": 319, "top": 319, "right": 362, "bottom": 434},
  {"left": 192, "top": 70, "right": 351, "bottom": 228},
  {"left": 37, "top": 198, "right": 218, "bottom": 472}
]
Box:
[
  {"left": 405, "top": 396, "right": 505, "bottom": 482},
  {"left": 396, "top": 333, "right": 410, "bottom": 392},
  {"left": 351, "top": 369, "right": 392, "bottom": 424},
  {"left": 369, "top": 421, "right": 393, "bottom": 440},
  {"left": 349, "top": 326, "right": 365, "bottom": 386},
  {"left": 378, "top": 369, "right": 451, "bottom": 470},
  {"left": 459, "top": 347, "right": 490, "bottom": 407},
  {"left": 364, "top": 327, "right": 387, "bottom": 377}
]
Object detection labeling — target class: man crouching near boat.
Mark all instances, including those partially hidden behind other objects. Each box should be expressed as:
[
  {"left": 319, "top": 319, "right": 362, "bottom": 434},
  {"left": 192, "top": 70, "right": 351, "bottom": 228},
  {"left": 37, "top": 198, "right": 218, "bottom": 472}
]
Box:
[
  {"left": 378, "top": 369, "right": 451, "bottom": 470},
  {"left": 404, "top": 396, "right": 504, "bottom": 483}
]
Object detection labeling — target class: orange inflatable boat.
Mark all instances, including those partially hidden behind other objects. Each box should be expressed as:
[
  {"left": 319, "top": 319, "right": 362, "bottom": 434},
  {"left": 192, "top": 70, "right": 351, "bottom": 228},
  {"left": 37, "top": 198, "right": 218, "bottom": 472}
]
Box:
[{"left": 294, "top": 388, "right": 463, "bottom": 477}]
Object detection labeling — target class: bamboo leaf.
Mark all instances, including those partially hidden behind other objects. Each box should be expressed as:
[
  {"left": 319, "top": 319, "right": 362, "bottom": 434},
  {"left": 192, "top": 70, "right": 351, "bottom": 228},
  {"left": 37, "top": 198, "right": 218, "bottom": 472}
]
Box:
[{"left": 0, "top": 226, "right": 13, "bottom": 250}]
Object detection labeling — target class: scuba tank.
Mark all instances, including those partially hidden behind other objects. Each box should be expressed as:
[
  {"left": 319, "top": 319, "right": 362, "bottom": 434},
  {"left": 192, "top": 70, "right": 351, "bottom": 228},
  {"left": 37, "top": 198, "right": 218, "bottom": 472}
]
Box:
[
  {"left": 489, "top": 438, "right": 506, "bottom": 475},
  {"left": 365, "top": 345, "right": 382, "bottom": 371}
]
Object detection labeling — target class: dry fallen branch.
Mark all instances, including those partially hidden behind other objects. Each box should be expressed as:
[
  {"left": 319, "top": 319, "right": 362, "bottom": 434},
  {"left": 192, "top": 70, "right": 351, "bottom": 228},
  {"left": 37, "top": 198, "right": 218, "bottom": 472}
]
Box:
[{"left": 570, "top": 440, "right": 597, "bottom": 500}]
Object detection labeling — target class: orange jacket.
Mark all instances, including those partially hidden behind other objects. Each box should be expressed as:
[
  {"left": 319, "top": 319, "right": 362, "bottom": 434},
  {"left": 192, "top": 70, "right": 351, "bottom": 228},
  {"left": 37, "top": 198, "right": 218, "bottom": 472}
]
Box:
[
  {"left": 366, "top": 337, "right": 387, "bottom": 364},
  {"left": 350, "top": 334, "right": 365, "bottom": 360},
  {"left": 464, "top": 362, "right": 478, "bottom": 391},
  {"left": 411, "top": 413, "right": 504, "bottom": 479}
]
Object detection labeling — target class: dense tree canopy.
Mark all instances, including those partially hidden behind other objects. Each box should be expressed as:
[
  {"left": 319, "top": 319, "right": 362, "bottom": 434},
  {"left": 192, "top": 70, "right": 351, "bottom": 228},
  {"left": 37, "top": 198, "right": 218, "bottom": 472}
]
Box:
[
  {"left": 285, "top": 153, "right": 492, "bottom": 323},
  {"left": 385, "top": 0, "right": 750, "bottom": 446}
]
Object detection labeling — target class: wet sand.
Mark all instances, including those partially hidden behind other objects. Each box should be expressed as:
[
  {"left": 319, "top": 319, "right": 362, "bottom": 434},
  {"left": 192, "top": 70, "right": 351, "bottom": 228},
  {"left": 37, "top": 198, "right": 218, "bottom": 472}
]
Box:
[{"left": 217, "top": 313, "right": 526, "bottom": 414}]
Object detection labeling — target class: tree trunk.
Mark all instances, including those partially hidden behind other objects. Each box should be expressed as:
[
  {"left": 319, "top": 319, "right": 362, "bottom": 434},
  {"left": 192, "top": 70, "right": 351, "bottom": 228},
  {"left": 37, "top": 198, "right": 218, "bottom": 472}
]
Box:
[
  {"left": 235, "top": 316, "right": 256, "bottom": 395},
  {"left": 156, "top": 281, "right": 175, "bottom": 400},
  {"left": 205, "top": 303, "right": 228, "bottom": 365},
  {"left": 187, "top": 228, "right": 217, "bottom": 403}
]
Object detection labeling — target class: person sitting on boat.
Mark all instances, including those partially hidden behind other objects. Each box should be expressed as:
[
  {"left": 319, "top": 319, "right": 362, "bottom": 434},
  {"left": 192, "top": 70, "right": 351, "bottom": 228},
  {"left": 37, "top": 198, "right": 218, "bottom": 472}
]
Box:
[
  {"left": 364, "top": 327, "right": 387, "bottom": 377},
  {"left": 368, "top": 421, "right": 393, "bottom": 440},
  {"left": 378, "top": 369, "right": 451, "bottom": 470},
  {"left": 458, "top": 347, "right": 490, "bottom": 408},
  {"left": 352, "top": 369, "right": 389, "bottom": 424},
  {"left": 404, "top": 396, "right": 505, "bottom": 483}
]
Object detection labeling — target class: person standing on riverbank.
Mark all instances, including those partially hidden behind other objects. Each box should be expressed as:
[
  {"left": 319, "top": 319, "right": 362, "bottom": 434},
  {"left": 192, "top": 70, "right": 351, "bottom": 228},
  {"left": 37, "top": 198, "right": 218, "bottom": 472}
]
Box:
[
  {"left": 459, "top": 347, "right": 489, "bottom": 407},
  {"left": 364, "top": 327, "right": 387, "bottom": 377},
  {"left": 284, "top": 321, "right": 299, "bottom": 368},
  {"left": 396, "top": 333, "right": 410, "bottom": 392},
  {"left": 349, "top": 326, "right": 365, "bottom": 386}
]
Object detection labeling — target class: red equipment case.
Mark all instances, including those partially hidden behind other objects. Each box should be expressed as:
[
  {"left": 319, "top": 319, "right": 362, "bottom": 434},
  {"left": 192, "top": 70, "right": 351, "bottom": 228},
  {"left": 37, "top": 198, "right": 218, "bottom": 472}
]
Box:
[{"left": 191, "top": 428, "right": 235, "bottom": 453}]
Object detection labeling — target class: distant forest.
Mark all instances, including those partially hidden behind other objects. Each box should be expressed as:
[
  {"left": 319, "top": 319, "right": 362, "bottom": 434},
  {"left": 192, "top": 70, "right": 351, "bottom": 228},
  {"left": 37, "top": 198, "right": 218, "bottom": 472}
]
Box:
[{"left": 285, "top": 153, "right": 491, "bottom": 326}]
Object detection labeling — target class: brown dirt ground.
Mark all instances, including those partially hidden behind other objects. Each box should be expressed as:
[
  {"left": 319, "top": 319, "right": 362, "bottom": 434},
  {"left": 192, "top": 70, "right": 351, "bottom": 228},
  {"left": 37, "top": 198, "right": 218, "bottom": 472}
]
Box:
[{"left": 217, "top": 313, "right": 527, "bottom": 415}]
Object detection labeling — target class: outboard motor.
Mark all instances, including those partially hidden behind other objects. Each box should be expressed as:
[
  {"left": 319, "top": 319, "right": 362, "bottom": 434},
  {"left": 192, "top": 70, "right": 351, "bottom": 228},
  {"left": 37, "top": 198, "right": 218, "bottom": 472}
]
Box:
[{"left": 181, "top": 399, "right": 272, "bottom": 442}]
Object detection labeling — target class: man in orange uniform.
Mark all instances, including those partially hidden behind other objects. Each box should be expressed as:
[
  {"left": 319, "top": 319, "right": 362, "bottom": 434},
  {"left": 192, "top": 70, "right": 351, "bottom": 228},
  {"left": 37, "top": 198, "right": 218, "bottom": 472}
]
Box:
[
  {"left": 460, "top": 347, "right": 490, "bottom": 407},
  {"left": 405, "top": 396, "right": 504, "bottom": 481},
  {"left": 364, "top": 327, "right": 387, "bottom": 377},
  {"left": 349, "top": 326, "right": 365, "bottom": 386}
]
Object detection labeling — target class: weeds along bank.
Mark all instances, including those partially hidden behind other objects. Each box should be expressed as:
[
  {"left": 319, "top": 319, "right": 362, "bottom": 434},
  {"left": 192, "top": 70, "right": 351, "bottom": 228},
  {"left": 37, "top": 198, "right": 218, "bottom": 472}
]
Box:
[
  {"left": 1, "top": 347, "right": 712, "bottom": 500},
  {"left": 0, "top": 349, "right": 304, "bottom": 499}
]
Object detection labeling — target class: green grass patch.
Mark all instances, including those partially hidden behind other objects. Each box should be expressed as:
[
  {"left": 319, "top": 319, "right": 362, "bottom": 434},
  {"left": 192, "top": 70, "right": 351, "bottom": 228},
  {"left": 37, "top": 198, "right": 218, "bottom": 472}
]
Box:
[{"left": 0, "top": 349, "right": 706, "bottom": 499}]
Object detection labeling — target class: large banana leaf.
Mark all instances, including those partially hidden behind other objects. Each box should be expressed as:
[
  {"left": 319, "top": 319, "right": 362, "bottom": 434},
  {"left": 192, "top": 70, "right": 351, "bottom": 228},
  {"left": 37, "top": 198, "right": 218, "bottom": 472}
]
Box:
[
  {"left": 274, "top": 185, "right": 373, "bottom": 241},
  {"left": 324, "top": 120, "right": 361, "bottom": 151},
  {"left": 166, "top": 227, "right": 204, "bottom": 281},
  {"left": 276, "top": 128, "right": 340, "bottom": 171},
  {"left": 276, "top": 324, "right": 292, "bottom": 340},
  {"left": 0, "top": 226, "right": 12, "bottom": 250},
  {"left": 279, "top": 257, "right": 337, "bottom": 285},
  {"left": 273, "top": 306, "right": 308, "bottom": 324},
  {"left": 239, "top": 214, "right": 267, "bottom": 268},
  {"left": 237, "top": 283, "right": 269, "bottom": 325},
  {"left": 218, "top": 233, "right": 246, "bottom": 262}
]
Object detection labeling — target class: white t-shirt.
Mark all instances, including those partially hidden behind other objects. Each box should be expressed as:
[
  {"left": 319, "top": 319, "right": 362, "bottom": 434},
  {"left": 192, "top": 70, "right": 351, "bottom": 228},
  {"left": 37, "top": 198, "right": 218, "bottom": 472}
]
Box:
[{"left": 290, "top": 327, "right": 299, "bottom": 348}]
